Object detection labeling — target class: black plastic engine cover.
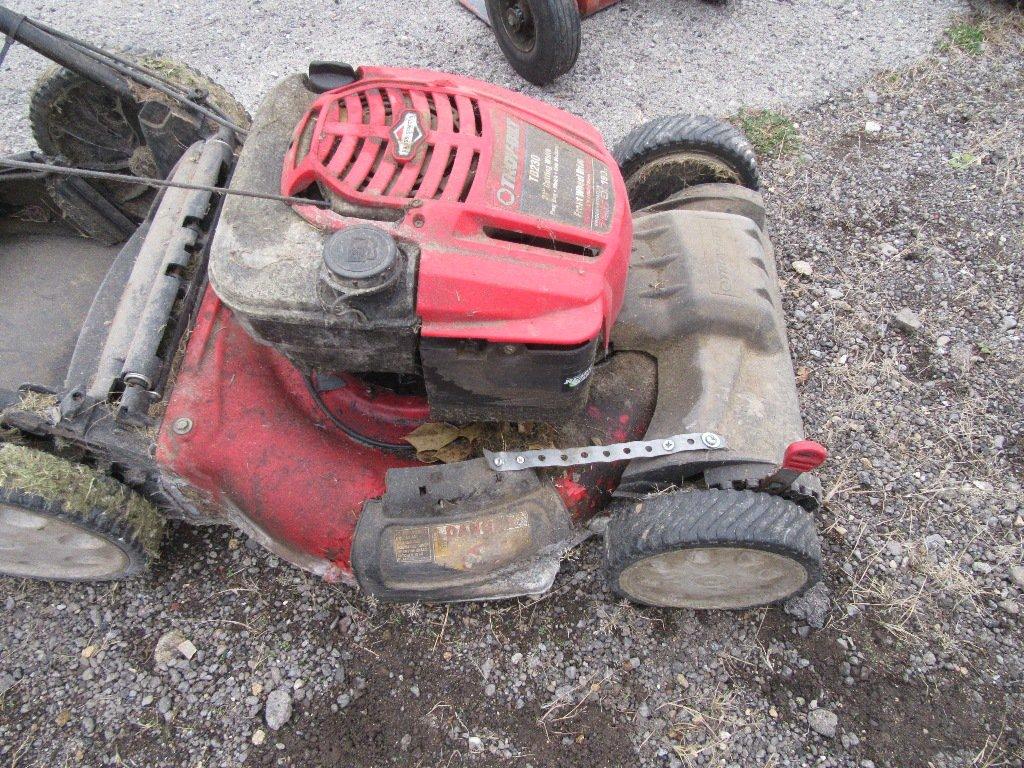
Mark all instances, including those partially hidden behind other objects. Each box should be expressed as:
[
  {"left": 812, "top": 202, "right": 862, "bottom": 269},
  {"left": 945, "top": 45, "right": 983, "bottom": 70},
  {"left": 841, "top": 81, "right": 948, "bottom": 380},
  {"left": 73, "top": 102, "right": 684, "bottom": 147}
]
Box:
[
  {"left": 208, "top": 76, "right": 420, "bottom": 375},
  {"left": 421, "top": 336, "right": 599, "bottom": 423}
]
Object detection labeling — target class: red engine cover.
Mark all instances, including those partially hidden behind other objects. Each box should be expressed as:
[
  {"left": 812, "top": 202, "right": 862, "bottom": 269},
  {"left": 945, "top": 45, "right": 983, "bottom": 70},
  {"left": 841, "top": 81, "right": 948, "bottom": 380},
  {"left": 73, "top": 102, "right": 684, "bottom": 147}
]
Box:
[{"left": 280, "top": 67, "right": 631, "bottom": 347}]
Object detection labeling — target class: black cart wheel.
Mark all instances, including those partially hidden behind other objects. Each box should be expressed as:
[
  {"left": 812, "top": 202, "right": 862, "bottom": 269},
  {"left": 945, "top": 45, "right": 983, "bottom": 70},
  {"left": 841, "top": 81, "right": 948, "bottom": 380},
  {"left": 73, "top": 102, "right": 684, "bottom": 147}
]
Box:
[
  {"left": 0, "top": 444, "right": 164, "bottom": 582},
  {"left": 605, "top": 489, "right": 820, "bottom": 610},
  {"left": 29, "top": 54, "right": 249, "bottom": 221},
  {"left": 485, "top": 0, "right": 581, "bottom": 86},
  {"left": 613, "top": 115, "right": 761, "bottom": 210}
]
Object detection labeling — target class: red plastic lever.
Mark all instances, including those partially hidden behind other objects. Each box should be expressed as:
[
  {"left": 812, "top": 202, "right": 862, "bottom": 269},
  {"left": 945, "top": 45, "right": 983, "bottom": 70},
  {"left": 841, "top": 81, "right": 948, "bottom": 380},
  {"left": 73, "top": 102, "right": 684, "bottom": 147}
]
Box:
[{"left": 782, "top": 440, "right": 828, "bottom": 473}]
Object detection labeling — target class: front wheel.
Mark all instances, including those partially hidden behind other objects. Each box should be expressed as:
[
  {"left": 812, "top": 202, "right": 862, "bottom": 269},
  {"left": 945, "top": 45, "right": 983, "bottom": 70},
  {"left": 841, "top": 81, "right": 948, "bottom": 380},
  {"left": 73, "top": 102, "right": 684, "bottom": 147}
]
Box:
[
  {"left": 613, "top": 115, "right": 761, "bottom": 210},
  {"left": 0, "top": 444, "right": 164, "bottom": 581},
  {"left": 485, "top": 0, "right": 581, "bottom": 85},
  {"left": 605, "top": 489, "right": 820, "bottom": 610}
]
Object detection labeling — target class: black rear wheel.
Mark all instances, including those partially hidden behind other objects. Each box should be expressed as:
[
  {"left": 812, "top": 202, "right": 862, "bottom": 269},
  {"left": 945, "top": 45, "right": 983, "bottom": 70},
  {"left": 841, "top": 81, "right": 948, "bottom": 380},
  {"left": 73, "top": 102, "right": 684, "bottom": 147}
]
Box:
[
  {"left": 613, "top": 115, "right": 761, "bottom": 210},
  {"left": 29, "top": 54, "right": 249, "bottom": 223},
  {"left": 485, "top": 0, "right": 581, "bottom": 85},
  {"left": 31, "top": 64, "right": 153, "bottom": 221},
  {"left": 605, "top": 489, "right": 820, "bottom": 610}
]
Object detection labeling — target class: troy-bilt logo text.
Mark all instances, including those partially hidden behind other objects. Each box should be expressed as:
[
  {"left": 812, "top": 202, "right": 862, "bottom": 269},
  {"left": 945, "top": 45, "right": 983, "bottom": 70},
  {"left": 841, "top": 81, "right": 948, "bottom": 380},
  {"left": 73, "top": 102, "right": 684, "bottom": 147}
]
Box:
[
  {"left": 390, "top": 111, "right": 425, "bottom": 161},
  {"left": 496, "top": 119, "right": 521, "bottom": 206}
]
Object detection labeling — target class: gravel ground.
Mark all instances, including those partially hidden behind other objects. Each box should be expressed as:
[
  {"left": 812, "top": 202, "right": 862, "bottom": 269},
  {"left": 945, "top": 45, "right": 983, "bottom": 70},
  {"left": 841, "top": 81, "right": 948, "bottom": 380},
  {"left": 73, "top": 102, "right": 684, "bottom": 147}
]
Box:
[
  {"left": 0, "top": 0, "right": 967, "bottom": 151},
  {"left": 3, "top": 4, "right": 1024, "bottom": 768}
]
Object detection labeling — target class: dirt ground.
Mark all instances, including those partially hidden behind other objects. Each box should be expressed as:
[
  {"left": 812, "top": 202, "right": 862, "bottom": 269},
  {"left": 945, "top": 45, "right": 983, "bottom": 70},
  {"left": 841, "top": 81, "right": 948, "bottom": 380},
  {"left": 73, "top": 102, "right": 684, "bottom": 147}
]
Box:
[{"left": 1, "top": 6, "right": 1022, "bottom": 768}]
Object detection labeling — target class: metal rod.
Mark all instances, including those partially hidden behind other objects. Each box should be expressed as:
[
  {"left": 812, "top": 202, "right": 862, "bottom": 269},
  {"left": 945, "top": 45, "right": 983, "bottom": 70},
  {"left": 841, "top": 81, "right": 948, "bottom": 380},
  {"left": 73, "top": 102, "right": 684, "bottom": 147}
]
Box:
[
  {"left": 0, "top": 6, "right": 246, "bottom": 135},
  {"left": 0, "top": 6, "right": 133, "bottom": 98},
  {"left": 0, "top": 157, "right": 329, "bottom": 209}
]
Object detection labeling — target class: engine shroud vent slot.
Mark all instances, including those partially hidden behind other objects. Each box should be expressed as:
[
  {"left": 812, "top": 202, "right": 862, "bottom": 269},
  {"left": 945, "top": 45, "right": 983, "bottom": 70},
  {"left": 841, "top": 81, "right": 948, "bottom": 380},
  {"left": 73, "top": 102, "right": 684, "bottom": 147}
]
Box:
[{"left": 284, "top": 85, "right": 484, "bottom": 209}]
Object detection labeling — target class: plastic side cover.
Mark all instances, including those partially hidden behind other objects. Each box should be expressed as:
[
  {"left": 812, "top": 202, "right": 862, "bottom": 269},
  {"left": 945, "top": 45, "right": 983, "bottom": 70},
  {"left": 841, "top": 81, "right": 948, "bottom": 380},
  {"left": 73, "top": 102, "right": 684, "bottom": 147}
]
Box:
[
  {"left": 352, "top": 459, "right": 574, "bottom": 602},
  {"left": 611, "top": 188, "right": 806, "bottom": 488}
]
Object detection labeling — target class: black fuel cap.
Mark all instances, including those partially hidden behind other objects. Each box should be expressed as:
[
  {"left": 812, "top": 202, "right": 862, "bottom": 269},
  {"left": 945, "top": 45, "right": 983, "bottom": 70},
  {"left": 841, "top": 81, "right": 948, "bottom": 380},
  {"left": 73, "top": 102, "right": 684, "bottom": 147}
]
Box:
[{"left": 323, "top": 225, "right": 398, "bottom": 281}]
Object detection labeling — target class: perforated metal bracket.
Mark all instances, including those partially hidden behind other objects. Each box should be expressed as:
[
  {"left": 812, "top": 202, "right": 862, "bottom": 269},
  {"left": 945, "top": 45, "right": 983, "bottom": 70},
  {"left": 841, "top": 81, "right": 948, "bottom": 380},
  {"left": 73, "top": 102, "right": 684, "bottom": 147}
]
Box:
[{"left": 484, "top": 432, "right": 726, "bottom": 472}]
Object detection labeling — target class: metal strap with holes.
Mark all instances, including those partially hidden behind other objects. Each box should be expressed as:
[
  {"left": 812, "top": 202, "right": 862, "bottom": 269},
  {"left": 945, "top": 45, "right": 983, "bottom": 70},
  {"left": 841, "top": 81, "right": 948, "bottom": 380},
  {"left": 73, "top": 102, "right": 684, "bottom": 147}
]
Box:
[{"left": 484, "top": 432, "right": 726, "bottom": 472}]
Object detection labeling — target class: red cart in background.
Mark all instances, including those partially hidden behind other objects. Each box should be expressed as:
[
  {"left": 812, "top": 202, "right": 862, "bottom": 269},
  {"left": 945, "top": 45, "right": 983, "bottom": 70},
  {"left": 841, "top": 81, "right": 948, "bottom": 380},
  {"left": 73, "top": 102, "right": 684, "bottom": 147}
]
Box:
[{"left": 461, "top": 0, "right": 722, "bottom": 85}]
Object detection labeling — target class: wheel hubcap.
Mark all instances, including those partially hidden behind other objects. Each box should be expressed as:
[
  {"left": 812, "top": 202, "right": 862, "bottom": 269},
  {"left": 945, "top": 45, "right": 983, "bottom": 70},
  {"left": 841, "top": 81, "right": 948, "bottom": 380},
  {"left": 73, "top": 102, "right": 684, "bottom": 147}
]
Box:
[
  {"left": 506, "top": 6, "right": 525, "bottom": 30},
  {"left": 618, "top": 546, "right": 807, "bottom": 609},
  {"left": 0, "top": 503, "right": 128, "bottom": 580},
  {"left": 498, "top": 0, "right": 536, "bottom": 51}
]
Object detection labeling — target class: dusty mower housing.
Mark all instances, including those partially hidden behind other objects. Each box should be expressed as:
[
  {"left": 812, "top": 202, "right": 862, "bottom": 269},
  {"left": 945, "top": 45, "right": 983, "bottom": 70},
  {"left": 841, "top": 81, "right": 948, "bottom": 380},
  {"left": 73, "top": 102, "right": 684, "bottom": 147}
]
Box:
[
  {"left": 0, "top": 7, "right": 824, "bottom": 609},
  {"left": 157, "top": 70, "right": 821, "bottom": 604}
]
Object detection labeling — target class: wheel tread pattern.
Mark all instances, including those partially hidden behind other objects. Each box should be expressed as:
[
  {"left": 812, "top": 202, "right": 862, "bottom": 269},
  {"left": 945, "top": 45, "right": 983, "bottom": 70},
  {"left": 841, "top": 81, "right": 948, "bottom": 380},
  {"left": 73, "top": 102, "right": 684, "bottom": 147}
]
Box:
[
  {"left": 0, "top": 444, "right": 164, "bottom": 581},
  {"left": 0, "top": 487, "right": 157, "bottom": 581},
  {"left": 606, "top": 489, "right": 821, "bottom": 609},
  {"left": 484, "top": 0, "right": 581, "bottom": 85},
  {"left": 30, "top": 65, "right": 79, "bottom": 158},
  {"left": 613, "top": 114, "right": 762, "bottom": 200},
  {"left": 708, "top": 473, "right": 823, "bottom": 511}
]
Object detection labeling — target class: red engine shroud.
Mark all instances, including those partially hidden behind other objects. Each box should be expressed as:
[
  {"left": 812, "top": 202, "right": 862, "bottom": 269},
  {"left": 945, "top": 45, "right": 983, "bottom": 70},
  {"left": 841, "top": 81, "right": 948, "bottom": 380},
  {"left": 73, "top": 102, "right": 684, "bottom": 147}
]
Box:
[{"left": 280, "top": 67, "right": 632, "bottom": 347}]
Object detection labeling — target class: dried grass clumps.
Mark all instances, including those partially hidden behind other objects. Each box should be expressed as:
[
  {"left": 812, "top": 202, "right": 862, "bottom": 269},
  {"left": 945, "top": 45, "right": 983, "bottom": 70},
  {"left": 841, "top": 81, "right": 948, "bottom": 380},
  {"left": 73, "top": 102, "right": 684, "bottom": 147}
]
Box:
[
  {"left": 0, "top": 443, "right": 164, "bottom": 558},
  {"left": 1, "top": 391, "right": 58, "bottom": 422}
]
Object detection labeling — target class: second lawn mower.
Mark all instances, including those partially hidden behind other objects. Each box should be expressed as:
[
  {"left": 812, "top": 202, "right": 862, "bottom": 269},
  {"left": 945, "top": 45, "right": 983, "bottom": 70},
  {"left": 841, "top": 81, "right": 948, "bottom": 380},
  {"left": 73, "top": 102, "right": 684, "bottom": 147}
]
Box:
[{"left": 0, "top": 7, "right": 826, "bottom": 610}]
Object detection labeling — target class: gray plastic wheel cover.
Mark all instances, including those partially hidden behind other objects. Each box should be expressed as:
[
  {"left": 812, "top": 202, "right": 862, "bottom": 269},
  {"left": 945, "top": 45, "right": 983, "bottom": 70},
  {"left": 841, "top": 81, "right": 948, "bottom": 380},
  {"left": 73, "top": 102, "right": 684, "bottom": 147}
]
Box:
[
  {"left": 0, "top": 503, "right": 129, "bottom": 580},
  {"left": 618, "top": 546, "right": 808, "bottom": 609}
]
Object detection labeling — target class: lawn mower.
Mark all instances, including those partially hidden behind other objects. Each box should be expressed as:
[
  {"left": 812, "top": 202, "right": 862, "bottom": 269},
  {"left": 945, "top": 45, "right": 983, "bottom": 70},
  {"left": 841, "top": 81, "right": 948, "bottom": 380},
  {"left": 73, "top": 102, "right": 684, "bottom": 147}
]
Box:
[
  {"left": 0, "top": 5, "right": 827, "bottom": 610},
  {"left": 461, "top": 0, "right": 726, "bottom": 85}
]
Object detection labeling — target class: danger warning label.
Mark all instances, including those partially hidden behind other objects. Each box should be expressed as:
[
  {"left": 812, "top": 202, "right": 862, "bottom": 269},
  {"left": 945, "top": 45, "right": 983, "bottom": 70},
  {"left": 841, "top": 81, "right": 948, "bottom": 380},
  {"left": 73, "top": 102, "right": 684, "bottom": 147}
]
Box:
[{"left": 390, "top": 510, "right": 532, "bottom": 572}]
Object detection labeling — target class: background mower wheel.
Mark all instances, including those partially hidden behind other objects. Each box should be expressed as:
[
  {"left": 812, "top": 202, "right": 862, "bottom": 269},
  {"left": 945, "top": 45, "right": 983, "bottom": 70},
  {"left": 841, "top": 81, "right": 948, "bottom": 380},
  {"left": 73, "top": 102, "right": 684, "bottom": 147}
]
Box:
[
  {"left": 485, "top": 0, "right": 581, "bottom": 86},
  {"left": 605, "top": 489, "right": 820, "bottom": 610},
  {"left": 0, "top": 444, "right": 164, "bottom": 581},
  {"left": 613, "top": 114, "right": 761, "bottom": 210},
  {"left": 30, "top": 54, "right": 250, "bottom": 224}
]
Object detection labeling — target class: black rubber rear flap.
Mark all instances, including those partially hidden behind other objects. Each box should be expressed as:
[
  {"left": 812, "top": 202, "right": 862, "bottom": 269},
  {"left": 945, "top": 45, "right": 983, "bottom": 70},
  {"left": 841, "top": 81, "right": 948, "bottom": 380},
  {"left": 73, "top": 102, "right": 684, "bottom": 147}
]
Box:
[
  {"left": 305, "top": 61, "right": 357, "bottom": 93},
  {"left": 635, "top": 182, "right": 767, "bottom": 229},
  {"left": 352, "top": 459, "right": 574, "bottom": 602}
]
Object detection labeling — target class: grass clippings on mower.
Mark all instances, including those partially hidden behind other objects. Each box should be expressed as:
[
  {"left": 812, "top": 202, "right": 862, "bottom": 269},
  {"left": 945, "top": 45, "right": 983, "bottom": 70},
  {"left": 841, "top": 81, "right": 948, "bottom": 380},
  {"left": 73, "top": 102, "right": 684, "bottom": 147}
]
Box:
[
  {"left": 1, "top": 391, "right": 57, "bottom": 422},
  {"left": 0, "top": 443, "right": 164, "bottom": 558}
]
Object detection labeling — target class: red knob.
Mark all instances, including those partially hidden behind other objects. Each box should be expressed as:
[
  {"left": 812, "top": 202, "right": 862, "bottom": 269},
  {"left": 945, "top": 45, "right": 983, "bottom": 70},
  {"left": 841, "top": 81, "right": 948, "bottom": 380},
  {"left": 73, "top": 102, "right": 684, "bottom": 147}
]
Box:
[{"left": 782, "top": 440, "right": 828, "bottom": 473}]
